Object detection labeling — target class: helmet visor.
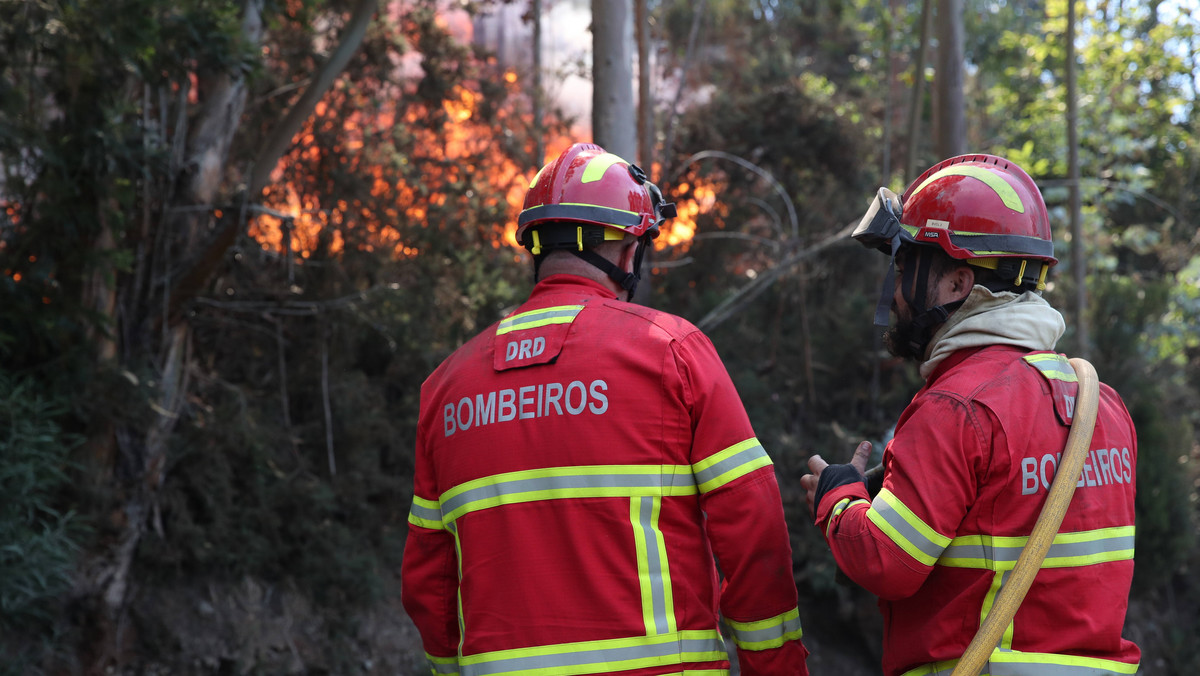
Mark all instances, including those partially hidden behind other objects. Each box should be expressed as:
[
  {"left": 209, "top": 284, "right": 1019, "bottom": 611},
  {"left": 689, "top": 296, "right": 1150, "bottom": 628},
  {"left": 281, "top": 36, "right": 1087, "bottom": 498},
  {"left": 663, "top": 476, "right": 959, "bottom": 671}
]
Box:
[{"left": 852, "top": 187, "right": 904, "bottom": 253}]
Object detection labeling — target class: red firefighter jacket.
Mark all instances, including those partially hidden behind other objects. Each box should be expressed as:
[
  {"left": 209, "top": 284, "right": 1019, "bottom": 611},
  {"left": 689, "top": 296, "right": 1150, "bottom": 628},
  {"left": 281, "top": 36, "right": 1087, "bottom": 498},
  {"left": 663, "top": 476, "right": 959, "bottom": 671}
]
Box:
[
  {"left": 402, "top": 274, "right": 809, "bottom": 676},
  {"left": 816, "top": 345, "right": 1140, "bottom": 676}
]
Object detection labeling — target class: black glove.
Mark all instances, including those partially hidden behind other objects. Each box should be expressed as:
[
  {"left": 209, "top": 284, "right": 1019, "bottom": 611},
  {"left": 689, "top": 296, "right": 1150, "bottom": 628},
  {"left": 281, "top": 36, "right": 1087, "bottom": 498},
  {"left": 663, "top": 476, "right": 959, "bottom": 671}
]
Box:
[{"left": 813, "top": 463, "right": 868, "bottom": 515}]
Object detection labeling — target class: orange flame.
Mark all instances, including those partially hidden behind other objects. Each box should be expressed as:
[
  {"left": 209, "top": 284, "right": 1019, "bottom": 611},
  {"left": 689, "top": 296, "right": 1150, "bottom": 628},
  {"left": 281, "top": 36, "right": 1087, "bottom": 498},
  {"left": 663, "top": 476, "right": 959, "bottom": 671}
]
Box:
[
  {"left": 253, "top": 67, "right": 560, "bottom": 262},
  {"left": 659, "top": 176, "right": 726, "bottom": 251},
  {"left": 249, "top": 4, "right": 705, "bottom": 264}
]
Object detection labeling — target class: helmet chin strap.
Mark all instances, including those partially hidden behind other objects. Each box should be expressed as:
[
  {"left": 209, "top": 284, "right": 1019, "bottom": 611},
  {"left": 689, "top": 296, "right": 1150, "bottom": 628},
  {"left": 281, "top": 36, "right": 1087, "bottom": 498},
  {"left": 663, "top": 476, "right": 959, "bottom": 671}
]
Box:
[
  {"left": 531, "top": 237, "right": 647, "bottom": 300},
  {"left": 570, "top": 247, "right": 640, "bottom": 299},
  {"left": 898, "top": 247, "right": 965, "bottom": 357}
]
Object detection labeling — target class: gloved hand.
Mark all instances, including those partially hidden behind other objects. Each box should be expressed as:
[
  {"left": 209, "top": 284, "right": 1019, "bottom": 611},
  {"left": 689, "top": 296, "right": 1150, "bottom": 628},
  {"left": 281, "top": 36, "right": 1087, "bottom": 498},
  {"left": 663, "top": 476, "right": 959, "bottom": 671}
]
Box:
[{"left": 800, "top": 441, "right": 872, "bottom": 517}]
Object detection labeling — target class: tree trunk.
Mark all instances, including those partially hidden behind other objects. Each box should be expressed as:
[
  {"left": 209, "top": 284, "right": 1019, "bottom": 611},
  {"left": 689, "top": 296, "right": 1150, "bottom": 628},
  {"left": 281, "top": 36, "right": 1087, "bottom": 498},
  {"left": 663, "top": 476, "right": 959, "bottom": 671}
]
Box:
[
  {"left": 905, "top": 0, "right": 933, "bottom": 184},
  {"left": 592, "top": 0, "right": 636, "bottom": 161},
  {"left": 934, "top": 0, "right": 965, "bottom": 159},
  {"left": 635, "top": 0, "right": 654, "bottom": 170},
  {"left": 1067, "top": 0, "right": 1088, "bottom": 358},
  {"left": 532, "top": 0, "right": 545, "bottom": 166}
]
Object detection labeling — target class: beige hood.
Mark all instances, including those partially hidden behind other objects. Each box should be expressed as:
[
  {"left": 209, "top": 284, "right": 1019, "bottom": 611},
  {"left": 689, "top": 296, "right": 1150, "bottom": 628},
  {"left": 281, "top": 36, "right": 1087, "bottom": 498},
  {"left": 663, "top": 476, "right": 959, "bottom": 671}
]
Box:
[{"left": 920, "top": 286, "right": 1066, "bottom": 380}]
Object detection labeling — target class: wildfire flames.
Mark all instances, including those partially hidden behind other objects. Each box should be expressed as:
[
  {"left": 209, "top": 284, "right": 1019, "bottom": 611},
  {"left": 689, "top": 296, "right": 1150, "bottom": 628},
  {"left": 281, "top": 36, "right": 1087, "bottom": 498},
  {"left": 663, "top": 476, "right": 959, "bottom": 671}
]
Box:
[
  {"left": 248, "top": 4, "right": 713, "bottom": 266},
  {"left": 249, "top": 84, "right": 713, "bottom": 263}
]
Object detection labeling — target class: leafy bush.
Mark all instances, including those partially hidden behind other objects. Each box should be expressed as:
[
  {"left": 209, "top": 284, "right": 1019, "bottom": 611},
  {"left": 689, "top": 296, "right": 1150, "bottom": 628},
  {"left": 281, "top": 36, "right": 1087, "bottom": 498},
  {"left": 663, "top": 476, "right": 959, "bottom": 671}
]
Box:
[{"left": 0, "top": 373, "right": 84, "bottom": 673}]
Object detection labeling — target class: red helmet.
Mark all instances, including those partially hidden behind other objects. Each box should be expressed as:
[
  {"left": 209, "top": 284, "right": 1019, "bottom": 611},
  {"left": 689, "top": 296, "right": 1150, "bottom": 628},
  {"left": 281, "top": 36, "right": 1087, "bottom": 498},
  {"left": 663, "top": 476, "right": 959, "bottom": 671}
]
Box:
[
  {"left": 853, "top": 154, "right": 1058, "bottom": 329},
  {"left": 899, "top": 154, "right": 1057, "bottom": 267},
  {"left": 517, "top": 143, "right": 673, "bottom": 254},
  {"left": 853, "top": 154, "right": 1057, "bottom": 294}
]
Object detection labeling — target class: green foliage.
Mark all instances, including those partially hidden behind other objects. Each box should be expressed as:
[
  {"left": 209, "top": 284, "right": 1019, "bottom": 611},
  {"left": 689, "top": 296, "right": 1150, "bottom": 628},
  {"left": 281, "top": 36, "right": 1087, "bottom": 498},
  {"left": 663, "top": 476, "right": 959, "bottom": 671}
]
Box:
[
  {"left": 0, "top": 373, "right": 85, "bottom": 673},
  {"left": 141, "top": 388, "right": 390, "bottom": 610},
  {"left": 0, "top": 0, "right": 258, "bottom": 373},
  {"left": 1088, "top": 275, "right": 1196, "bottom": 589}
]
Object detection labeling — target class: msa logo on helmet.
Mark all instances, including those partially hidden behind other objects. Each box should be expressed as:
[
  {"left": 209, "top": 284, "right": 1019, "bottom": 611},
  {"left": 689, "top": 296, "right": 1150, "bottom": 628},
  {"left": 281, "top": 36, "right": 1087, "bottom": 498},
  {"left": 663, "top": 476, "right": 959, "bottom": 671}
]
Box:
[
  {"left": 506, "top": 337, "right": 546, "bottom": 362},
  {"left": 917, "top": 220, "right": 949, "bottom": 241}
]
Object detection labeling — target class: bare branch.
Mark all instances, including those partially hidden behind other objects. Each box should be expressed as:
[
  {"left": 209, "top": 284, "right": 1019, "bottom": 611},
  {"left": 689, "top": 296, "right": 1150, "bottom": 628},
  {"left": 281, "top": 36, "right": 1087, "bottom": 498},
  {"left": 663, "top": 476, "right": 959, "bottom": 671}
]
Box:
[
  {"left": 673, "top": 149, "right": 798, "bottom": 239},
  {"left": 696, "top": 221, "right": 856, "bottom": 332}
]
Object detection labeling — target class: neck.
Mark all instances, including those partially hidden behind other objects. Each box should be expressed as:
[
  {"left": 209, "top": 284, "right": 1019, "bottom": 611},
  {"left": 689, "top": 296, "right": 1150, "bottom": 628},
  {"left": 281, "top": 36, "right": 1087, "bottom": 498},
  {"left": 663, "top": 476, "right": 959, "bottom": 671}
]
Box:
[{"left": 538, "top": 251, "right": 627, "bottom": 298}]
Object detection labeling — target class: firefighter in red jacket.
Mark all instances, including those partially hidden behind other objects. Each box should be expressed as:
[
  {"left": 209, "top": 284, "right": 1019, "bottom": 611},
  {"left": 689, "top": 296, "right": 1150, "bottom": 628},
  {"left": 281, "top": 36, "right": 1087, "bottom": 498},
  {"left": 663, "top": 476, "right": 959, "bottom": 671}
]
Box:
[
  {"left": 800, "top": 154, "right": 1140, "bottom": 676},
  {"left": 402, "top": 143, "right": 810, "bottom": 676}
]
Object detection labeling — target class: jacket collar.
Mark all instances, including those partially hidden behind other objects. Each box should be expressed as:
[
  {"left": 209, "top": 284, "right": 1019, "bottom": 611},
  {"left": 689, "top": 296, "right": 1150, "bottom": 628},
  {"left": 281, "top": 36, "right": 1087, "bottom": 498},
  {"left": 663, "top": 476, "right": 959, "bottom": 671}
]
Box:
[{"left": 530, "top": 274, "right": 618, "bottom": 301}]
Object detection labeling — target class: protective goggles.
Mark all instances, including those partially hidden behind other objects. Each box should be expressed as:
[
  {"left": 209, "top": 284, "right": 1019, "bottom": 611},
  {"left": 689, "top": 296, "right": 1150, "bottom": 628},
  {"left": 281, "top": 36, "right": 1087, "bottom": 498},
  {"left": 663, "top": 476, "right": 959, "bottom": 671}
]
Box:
[
  {"left": 852, "top": 187, "right": 905, "bottom": 253},
  {"left": 852, "top": 187, "right": 906, "bottom": 327}
]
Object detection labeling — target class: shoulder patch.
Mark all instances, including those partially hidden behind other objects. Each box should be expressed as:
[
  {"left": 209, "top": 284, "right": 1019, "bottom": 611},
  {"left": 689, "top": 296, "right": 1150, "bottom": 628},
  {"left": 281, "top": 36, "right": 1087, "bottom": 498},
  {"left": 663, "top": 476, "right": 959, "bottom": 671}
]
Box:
[
  {"left": 493, "top": 304, "right": 584, "bottom": 371},
  {"left": 1022, "top": 352, "right": 1078, "bottom": 426}
]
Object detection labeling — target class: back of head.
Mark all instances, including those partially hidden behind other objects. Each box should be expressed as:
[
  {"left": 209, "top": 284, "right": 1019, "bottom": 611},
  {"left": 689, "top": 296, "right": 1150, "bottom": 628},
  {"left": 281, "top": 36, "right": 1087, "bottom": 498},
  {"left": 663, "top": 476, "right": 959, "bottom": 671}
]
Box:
[{"left": 516, "top": 143, "right": 676, "bottom": 298}]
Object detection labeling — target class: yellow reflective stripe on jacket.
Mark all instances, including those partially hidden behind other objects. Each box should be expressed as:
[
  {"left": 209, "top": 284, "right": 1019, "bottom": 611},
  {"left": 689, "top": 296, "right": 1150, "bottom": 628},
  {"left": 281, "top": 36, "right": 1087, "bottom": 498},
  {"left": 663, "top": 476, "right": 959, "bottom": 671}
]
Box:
[
  {"left": 725, "top": 607, "right": 803, "bottom": 651},
  {"left": 408, "top": 495, "right": 445, "bottom": 530},
  {"left": 866, "top": 489, "right": 952, "bottom": 566},
  {"left": 1023, "top": 353, "right": 1078, "bottom": 382},
  {"left": 900, "top": 649, "right": 1139, "bottom": 676},
  {"left": 691, "top": 438, "right": 773, "bottom": 493},
  {"left": 496, "top": 304, "right": 585, "bottom": 336},
  {"left": 426, "top": 653, "right": 459, "bottom": 676},
  {"left": 439, "top": 465, "right": 699, "bottom": 524},
  {"left": 457, "top": 629, "right": 727, "bottom": 676},
  {"left": 938, "top": 526, "right": 1136, "bottom": 569},
  {"left": 977, "top": 568, "right": 1015, "bottom": 650},
  {"left": 826, "top": 497, "right": 869, "bottom": 537},
  {"left": 631, "top": 496, "right": 677, "bottom": 635}
]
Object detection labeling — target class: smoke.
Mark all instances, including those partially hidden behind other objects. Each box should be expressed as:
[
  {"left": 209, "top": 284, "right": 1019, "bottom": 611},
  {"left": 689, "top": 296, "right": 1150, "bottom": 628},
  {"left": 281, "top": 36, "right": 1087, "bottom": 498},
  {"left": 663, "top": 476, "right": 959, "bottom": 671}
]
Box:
[{"left": 472, "top": 0, "right": 596, "bottom": 136}]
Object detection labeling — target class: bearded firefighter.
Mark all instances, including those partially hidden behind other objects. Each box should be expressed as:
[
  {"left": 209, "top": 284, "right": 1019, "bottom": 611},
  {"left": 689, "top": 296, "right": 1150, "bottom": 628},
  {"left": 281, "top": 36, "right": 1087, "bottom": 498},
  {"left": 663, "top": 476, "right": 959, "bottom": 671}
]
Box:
[
  {"left": 800, "top": 154, "right": 1141, "bottom": 676},
  {"left": 402, "top": 143, "right": 810, "bottom": 676}
]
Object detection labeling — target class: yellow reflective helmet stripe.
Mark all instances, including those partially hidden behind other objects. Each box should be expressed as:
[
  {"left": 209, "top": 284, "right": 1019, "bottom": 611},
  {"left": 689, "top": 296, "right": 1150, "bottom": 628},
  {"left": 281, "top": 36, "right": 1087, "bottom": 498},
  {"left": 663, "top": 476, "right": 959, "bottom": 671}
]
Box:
[
  {"left": 691, "top": 438, "right": 773, "bottom": 493},
  {"left": 528, "top": 164, "right": 547, "bottom": 189},
  {"left": 725, "top": 607, "right": 804, "bottom": 651},
  {"left": 581, "top": 152, "right": 628, "bottom": 184},
  {"left": 908, "top": 165, "right": 1025, "bottom": 213},
  {"left": 866, "top": 489, "right": 952, "bottom": 566},
  {"left": 456, "top": 629, "right": 726, "bottom": 676},
  {"left": 938, "top": 526, "right": 1135, "bottom": 569},
  {"left": 496, "top": 304, "right": 585, "bottom": 336},
  {"left": 438, "top": 464, "right": 699, "bottom": 524},
  {"left": 408, "top": 495, "right": 445, "bottom": 530},
  {"left": 1023, "top": 353, "right": 1079, "bottom": 383},
  {"left": 631, "top": 496, "right": 677, "bottom": 635}
]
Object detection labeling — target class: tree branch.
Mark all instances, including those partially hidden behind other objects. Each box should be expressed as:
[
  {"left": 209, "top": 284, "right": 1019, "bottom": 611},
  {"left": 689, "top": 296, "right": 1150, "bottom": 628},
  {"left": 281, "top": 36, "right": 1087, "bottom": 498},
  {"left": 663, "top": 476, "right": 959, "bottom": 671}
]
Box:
[
  {"left": 248, "top": 0, "right": 378, "bottom": 196},
  {"left": 696, "top": 221, "right": 856, "bottom": 332}
]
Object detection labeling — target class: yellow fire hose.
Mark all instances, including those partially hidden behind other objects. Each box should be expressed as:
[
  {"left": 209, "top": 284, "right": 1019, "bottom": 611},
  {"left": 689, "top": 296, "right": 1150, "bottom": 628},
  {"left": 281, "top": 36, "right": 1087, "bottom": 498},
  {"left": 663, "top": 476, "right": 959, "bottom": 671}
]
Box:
[{"left": 950, "top": 357, "right": 1100, "bottom": 676}]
